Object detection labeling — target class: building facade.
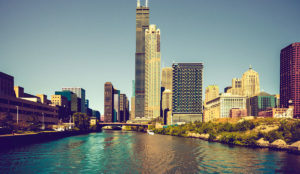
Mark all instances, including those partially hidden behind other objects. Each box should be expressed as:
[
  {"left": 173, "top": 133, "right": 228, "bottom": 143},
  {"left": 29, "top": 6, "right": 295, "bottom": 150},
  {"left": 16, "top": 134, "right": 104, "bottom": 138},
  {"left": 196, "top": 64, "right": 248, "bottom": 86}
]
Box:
[
  {"left": 161, "top": 67, "right": 173, "bottom": 91},
  {"left": 205, "top": 85, "right": 219, "bottom": 106},
  {"left": 205, "top": 93, "right": 246, "bottom": 121},
  {"left": 36, "top": 94, "right": 51, "bottom": 104},
  {"left": 51, "top": 95, "right": 68, "bottom": 107},
  {"left": 219, "top": 94, "right": 246, "bottom": 118},
  {"left": 120, "top": 94, "right": 129, "bottom": 122},
  {"left": 51, "top": 94, "right": 70, "bottom": 122},
  {"left": 145, "top": 24, "right": 161, "bottom": 119},
  {"left": 242, "top": 66, "right": 260, "bottom": 97},
  {"left": 104, "top": 82, "right": 114, "bottom": 122},
  {"left": 114, "top": 89, "right": 120, "bottom": 122},
  {"left": 0, "top": 73, "right": 58, "bottom": 127},
  {"left": 231, "top": 78, "right": 243, "bottom": 96},
  {"left": 135, "top": 0, "right": 150, "bottom": 118},
  {"left": 172, "top": 63, "right": 203, "bottom": 123},
  {"left": 280, "top": 42, "right": 300, "bottom": 118},
  {"left": 0, "top": 72, "right": 14, "bottom": 97},
  {"left": 258, "top": 108, "right": 293, "bottom": 118},
  {"left": 229, "top": 108, "right": 247, "bottom": 118},
  {"left": 55, "top": 91, "right": 78, "bottom": 113},
  {"left": 131, "top": 97, "right": 135, "bottom": 120},
  {"left": 131, "top": 80, "right": 135, "bottom": 120},
  {"left": 162, "top": 89, "right": 172, "bottom": 124},
  {"left": 248, "top": 92, "right": 276, "bottom": 116},
  {"left": 62, "top": 87, "right": 86, "bottom": 113},
  {"left": 0, "top": 95, "right": 59, "bottom": 127}
]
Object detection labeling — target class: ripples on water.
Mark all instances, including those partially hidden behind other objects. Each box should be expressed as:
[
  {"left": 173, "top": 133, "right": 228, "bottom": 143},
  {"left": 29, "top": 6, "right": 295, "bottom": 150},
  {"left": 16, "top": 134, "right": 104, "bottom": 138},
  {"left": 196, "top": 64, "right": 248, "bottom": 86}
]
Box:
[{"left": 0, "top": 130, "right": 300, "bottom": 173}]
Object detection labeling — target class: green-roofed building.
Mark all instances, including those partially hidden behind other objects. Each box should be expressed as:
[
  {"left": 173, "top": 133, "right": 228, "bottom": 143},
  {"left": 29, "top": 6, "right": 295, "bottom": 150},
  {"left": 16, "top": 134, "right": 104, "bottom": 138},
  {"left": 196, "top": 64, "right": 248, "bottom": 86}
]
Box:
[{"left": 248, "top": 92, "right": 276, "bottom": 116}]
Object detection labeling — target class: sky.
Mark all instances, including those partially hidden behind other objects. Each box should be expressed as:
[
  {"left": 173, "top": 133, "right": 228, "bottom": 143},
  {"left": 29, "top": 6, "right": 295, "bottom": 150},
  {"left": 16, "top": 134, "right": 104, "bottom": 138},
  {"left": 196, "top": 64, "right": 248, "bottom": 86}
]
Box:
[{"left": 0, "top": 0, "right": 299, "bottom": 114}]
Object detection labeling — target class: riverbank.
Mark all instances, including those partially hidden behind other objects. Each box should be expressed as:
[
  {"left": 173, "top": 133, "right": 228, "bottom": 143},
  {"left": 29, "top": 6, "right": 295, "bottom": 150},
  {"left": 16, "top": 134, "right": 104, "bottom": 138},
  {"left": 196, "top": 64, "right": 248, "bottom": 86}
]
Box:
[
  {"left": 150, "top": 117, "right": 300, "bottom": 154},
  {"left": 0, "top": 130, "right": 100, "bottom": 148}
]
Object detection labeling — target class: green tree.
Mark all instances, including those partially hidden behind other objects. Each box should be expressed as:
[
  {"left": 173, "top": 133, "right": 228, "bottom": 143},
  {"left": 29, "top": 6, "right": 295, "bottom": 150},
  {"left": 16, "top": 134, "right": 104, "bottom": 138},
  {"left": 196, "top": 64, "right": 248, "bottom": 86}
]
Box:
[
  {"left": 0, "top": 112, "right": 14, "bottom": 130},
  {"left": 27, "top": 114, "right": 41, "bottom": 131},
  {"left": 73, "top": 112, "right": 90, "bottom": 131}
]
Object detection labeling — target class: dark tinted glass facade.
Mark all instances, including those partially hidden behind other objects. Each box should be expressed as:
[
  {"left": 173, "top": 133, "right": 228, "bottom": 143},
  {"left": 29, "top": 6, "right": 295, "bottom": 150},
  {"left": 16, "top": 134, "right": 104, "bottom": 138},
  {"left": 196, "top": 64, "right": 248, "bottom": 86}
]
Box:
[
  {"left": 104, "top": 82, "right": 114, "bottom": 122},
  {"left": 172, "top": 63, "right": 203, "bottom": 114},
  {"left": 280, "top": 42, "right": 300, "bottom": 118},
  {"left": 135, "top": 6, "right": 149, "bottom": 118}
]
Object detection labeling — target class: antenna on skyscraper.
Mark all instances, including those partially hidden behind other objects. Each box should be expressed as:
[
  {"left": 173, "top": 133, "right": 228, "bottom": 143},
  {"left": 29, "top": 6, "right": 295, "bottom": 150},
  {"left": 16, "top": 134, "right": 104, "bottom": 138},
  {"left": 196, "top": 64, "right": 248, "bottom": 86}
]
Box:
[
  {"left": 137, "top": 0, "right": 140, "bottom": 7},
  {"left": 145, "top": 0, "right": 148, "bottom": 7}
]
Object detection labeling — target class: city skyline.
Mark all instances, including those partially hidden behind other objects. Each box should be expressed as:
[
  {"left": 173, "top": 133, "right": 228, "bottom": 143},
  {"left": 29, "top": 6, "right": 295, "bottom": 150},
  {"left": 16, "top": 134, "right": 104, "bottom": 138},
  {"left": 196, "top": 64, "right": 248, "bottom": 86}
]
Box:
[{"left": 1, "top": 0, "right": 300, "bottom": 114}]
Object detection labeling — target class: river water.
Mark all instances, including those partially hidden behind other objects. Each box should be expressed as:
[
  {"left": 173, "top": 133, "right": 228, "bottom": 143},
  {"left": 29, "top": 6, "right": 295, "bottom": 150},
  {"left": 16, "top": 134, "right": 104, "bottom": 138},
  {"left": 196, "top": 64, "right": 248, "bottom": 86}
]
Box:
[{"left": 0, "top": 130, "right": 299, "bottom": 173}]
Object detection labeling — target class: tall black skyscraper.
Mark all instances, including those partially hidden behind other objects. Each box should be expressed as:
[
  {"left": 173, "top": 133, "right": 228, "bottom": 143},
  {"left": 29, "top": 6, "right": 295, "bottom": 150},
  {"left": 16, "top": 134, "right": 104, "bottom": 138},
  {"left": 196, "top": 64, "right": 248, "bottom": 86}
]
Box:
[{"left": 135, "top": 0, "right": 149, "bottom": 118}]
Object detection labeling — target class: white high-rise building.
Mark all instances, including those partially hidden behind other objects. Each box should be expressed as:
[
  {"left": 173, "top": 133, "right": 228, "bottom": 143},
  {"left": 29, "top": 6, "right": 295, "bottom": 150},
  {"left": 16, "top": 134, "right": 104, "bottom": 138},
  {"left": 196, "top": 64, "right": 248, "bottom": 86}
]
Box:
[
  {"left": 145, "top": 24, "right": 161, "bottom": 119},
  {"left": 242, "top": 66, "right": 260, "bottom": 97}
]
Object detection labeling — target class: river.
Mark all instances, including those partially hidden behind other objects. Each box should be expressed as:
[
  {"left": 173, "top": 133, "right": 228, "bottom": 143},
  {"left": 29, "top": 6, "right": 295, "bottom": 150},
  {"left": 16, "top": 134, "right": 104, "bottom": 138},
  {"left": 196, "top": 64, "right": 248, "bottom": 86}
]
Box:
[{"left": 0, "top": 130, "right": 299, "bottom": 173}]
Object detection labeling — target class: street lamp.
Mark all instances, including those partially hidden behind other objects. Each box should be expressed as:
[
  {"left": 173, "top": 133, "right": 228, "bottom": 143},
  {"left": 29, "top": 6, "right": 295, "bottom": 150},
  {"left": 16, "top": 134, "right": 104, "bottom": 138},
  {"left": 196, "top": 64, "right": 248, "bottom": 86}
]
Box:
[
  {"left": 42, "top": 112, "right": 45, "bottom": 130},
  {"left": 16, "top": 106, "right": 19, "bottom": 125}
]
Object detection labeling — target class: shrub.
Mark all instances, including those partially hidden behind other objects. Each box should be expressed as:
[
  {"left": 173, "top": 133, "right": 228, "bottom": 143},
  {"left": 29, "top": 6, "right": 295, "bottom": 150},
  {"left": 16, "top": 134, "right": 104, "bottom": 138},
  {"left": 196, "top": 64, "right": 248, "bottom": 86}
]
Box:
[
  {"left": 241, "top": 133, "right": 259, "bottom": 146},
  {"left": 263, "top": 130, "right": 284, "bottom": 143},
  {"left": 235, "top": 120, "right": 256, "bottom": 131},
  {"left": 220, "top": 133, "right": 238, "bottom": 144},
  {"left": 148, "top": 125, "right": 155, "bottom": 130},
  {"left": 208, "top": 133, "right": 217, "bottom": 141},
  {"left": 218, "top": 122, "right": 234, "bottom": 132}
]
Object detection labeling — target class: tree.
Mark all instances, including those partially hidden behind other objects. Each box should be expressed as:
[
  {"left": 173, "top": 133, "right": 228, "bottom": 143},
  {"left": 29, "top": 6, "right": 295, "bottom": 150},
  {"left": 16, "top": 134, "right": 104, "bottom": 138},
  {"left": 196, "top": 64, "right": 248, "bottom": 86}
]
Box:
[
  {"left": 0, "top": 112, "right": 14, "bottom": 130},
  {"left": 27, "top": 114, "right": 41, "bottom": 131},
  {"left": 73, "top": 112, "right": 90, "bottom": 131}
]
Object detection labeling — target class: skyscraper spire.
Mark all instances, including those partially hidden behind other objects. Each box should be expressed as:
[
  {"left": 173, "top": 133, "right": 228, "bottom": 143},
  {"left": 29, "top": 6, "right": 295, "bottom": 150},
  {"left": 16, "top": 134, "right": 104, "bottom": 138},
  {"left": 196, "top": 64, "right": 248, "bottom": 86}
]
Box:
[
  {"left": 137, "top": 0, "right": 140, "bottom": 7},
  {"left": 145, "top": 0, "right": 148, "bottom": 7}
]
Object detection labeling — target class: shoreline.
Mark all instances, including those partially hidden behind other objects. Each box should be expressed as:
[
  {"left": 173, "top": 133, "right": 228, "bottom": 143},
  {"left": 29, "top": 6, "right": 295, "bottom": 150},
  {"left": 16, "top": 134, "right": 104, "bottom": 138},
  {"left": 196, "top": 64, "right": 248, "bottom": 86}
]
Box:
[
  {"left": 149, "top": 118, "right": 300, "bottom": 155},
  {"left": 0, "top": 130, "right": 100, "bottom": 149},
  {"left": 151, "top": 131, "right": 300, "bottom": 155}
]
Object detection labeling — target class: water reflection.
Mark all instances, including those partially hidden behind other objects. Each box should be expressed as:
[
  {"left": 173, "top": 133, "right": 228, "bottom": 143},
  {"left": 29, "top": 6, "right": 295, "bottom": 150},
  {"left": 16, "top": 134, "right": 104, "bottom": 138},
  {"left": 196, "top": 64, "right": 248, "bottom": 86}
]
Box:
[{"left": 0, "top": 131, "right": 300, "bottom": 173}]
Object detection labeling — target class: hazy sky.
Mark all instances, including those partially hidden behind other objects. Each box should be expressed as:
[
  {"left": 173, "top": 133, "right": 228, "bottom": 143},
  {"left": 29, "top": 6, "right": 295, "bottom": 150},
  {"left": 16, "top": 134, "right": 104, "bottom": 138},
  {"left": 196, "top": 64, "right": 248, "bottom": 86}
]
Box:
[{"left": 1, "top": 0, "right": 299, "bottom": 114}]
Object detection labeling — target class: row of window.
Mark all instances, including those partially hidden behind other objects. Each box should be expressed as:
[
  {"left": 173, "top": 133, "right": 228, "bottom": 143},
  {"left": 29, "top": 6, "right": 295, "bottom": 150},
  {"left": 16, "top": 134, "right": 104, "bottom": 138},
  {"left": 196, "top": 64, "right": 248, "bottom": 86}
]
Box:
[{"left": 0, "top": 98, "right": 57, "bottom": 112}]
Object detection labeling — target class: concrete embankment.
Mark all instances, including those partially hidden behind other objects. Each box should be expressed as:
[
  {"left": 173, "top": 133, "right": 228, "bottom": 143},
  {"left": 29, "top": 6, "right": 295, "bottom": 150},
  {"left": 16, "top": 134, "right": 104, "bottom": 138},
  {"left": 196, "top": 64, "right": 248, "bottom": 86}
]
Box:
[{"left": 0, "top": 131, "right": 97, "bottom": 148}]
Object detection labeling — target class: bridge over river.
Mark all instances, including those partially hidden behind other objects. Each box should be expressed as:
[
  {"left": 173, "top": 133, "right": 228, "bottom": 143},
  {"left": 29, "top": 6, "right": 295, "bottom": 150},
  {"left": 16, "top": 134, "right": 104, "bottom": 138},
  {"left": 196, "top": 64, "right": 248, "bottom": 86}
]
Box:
[{"left": 98, "top": 122, "right": 150, "bottom": 128}]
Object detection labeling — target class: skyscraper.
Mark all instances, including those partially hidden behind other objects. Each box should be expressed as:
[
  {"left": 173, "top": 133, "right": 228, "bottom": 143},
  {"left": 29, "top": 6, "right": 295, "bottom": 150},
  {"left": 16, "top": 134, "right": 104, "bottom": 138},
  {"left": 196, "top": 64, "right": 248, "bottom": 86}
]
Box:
[
  {"left": 114, "top": 89, "right": 120, "bottom": 122},
  {"left": 204, "top": 85, "right": 219, "bottom": 105},
  {"left": 131, "top": 80, "right": 135, "bottom": 120},
  {"left": 145, "top": 24, "right": 161, "bottom": 119},
  {"left": 231, "top": 78, "right": 243, "bottom": 96},
  {"left": 162, "top": 89, "right": 172, "bottom": 124},
  {"left": 280, "top": 42, "right": 300, "bottom": 118},
  {"left": 104, "top": 82, "right": 114, "bottom": 122},
  {"left": 161, "top": 67, "right": 173, "bottom": 91},
  {"left": 55, "top": 91, "right": 78, "bottom": 112},
  {"left": 120, "top": 94, "right": 129, "bottom": 122},
  {"left": 241, "top": 66, "right": 260, "bottom": 97},
  {"left": 135, "top": 0, "right": 149, "bottom": 118},
  {"left": 62, "top": 87, "right": 86, "bottom": 113},
  {"left": 172, "top": 63, "right": 203, "bottom": 123}
]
